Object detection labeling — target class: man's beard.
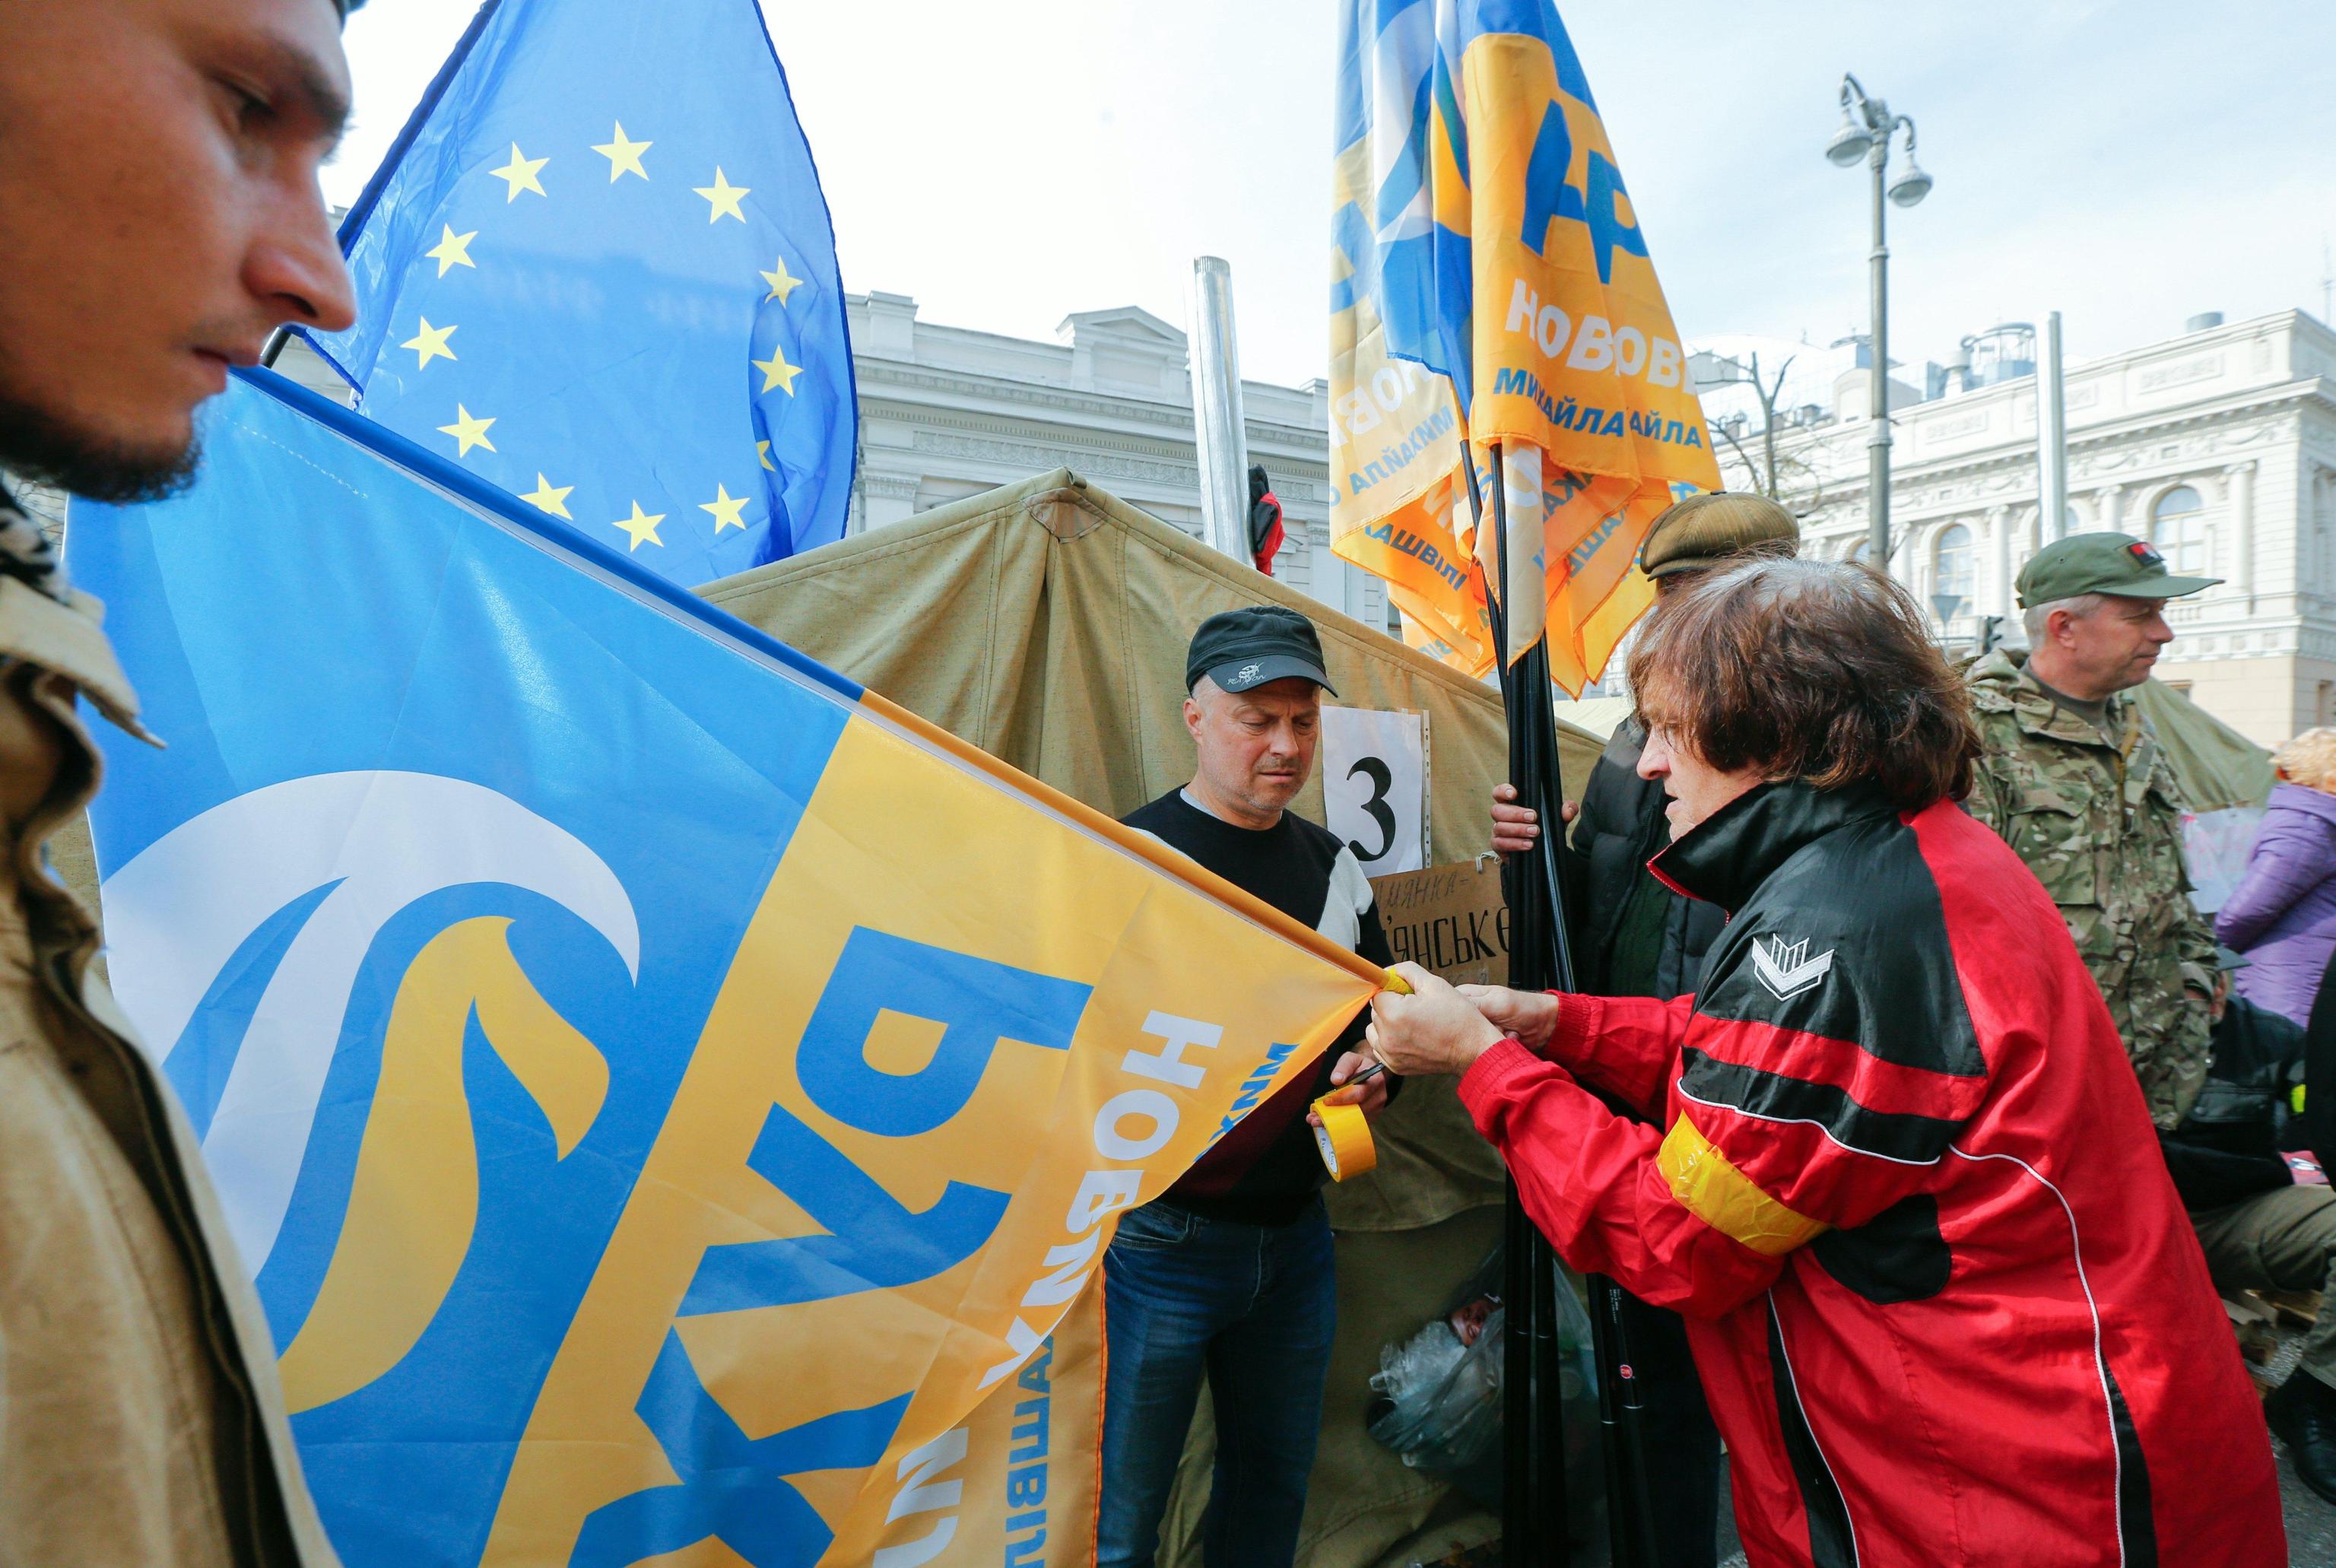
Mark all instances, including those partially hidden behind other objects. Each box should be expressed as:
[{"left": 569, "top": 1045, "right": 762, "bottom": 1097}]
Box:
[{"left": 0, "top": 384, "right": 200, "bottom": 504}]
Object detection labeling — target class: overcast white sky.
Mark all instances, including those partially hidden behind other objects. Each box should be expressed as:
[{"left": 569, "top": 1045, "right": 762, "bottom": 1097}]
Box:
[{"left": 332, "top": 1, "right": 2336, "bottom": 391}]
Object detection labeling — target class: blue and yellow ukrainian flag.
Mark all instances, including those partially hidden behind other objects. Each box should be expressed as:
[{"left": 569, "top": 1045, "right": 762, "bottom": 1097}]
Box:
[
  {"left": 1330, "top": 0, "right": 1719, "bottom": 690},
  {"left": 305, "top": 0, "right": 855, "bottom": 588},
  {"left": 70, "top": 370, "right": 1377, "bottom": 1567}
]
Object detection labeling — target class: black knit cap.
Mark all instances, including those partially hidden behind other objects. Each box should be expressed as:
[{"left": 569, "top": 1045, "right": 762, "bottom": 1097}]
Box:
[{"left": 1184, "top": 605, "right": 1338, "bottom": 697}]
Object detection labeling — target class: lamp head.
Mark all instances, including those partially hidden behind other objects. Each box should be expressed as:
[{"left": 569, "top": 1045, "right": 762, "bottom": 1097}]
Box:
[
  {"left": 1887, "top": 154, "right": 1933, "bottom": 207},
  {"left": 1826, "top": 107, "right": 1874, "bottom": 167}
]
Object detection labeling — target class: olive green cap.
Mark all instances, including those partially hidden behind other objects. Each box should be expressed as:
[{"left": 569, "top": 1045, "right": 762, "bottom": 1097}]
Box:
[
  {"left": 1637, "top": 492, "right": 1801, "bottom": 579},
  {"left": 2014, "top": 532, "right": 2220, "bottom": 609}
]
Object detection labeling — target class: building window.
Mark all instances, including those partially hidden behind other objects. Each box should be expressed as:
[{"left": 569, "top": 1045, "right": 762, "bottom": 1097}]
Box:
[
  {"left": 2151, "top": 485, "right": 2208, "bottom": 574},
  {"left": 1934, "top": 524, "right": 1974, "bottom": 618}
]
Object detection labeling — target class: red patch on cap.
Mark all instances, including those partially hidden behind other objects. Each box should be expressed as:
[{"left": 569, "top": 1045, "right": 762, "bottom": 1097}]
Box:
[{"left": 2127, "top": 541, "right": 2163, "bottom": 567}]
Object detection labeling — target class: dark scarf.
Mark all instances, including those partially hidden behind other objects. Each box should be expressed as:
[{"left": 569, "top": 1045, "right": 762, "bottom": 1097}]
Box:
[{"left": 0, "top": 481, "right": 73, "bottom": 602}]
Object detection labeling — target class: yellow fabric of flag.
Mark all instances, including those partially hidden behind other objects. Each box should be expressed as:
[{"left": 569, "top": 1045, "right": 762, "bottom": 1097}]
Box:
[{"left": 1328, "top": 4, "right": 1719, "bottom": 691}]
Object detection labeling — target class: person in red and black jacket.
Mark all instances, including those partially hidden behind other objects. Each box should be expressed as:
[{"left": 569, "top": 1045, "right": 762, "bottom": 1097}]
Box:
[{"left": 1368, "top": 557, "right": 2284, "bottom": 1566}]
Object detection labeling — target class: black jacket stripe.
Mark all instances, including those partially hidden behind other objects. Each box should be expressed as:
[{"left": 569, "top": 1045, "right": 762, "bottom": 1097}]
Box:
[
  {"left": 1767, "top": 1297, "right": 1858, "bottom": 1568},
  {"left": 2100, "top": 1361, "right": 2160, "bottom": 1568},
  {"left": 1678, "top": 1049, "right": 1962, "bottom": 1166}
]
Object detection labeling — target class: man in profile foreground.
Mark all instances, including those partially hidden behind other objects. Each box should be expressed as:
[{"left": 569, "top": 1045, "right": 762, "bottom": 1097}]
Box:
[{"left": 0, "top": 0, "right": 357, "bottom": 1559}]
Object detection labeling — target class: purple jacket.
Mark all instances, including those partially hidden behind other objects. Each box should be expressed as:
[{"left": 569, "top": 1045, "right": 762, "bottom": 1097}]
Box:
[{"left": 2217, "top": 782, "right": 2336, "bottom": 1025}]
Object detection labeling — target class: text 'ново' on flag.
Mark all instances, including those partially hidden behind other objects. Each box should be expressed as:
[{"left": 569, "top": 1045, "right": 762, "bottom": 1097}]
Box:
[
  {"left": 67, "top": 370, "right": 1379, "bottom": 1567},
  {"left": 305, "top": 0, "right": 855, "bottom": 587},
  {"left": 1328, "top": 0, "right": 1719, "bottom": 691}
]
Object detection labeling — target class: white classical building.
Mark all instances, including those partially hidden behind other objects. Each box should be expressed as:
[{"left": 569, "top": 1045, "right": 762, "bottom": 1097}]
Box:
[
  {"left": 1700, "top": 309, "right": 2336, "bottom": 746},
  {"left": 843, "top": 291, "right": 1386, "bottom": 630},
  {"left": 26, "top": 293, "right": 2324, "bottom": 747}
]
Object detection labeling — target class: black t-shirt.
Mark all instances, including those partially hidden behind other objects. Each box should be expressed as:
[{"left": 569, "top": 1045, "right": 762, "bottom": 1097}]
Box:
[{"left": 1121, "top": 789, "right": 1395, "bottom": 1226}]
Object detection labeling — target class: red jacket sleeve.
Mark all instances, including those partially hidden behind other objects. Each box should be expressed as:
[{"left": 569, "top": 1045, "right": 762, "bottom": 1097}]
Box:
[
  {"left": 1459, "top": 1038, "right": 1785, "bottom": 1316},
  {"left": 1541, "top": 991, "right": 1695, "bottom": 1120},
  {"left": 1465, "top": 998, "right": 1991, "bottom": 1318}
]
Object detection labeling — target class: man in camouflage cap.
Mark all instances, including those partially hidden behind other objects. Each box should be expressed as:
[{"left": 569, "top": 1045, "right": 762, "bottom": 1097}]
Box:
[
  {"left": 1967, "top": 532, "right": 2336, "bottom": 1500},
  {"left": 1966, "top": 532, "right": 2220, "bottom": 1128}
]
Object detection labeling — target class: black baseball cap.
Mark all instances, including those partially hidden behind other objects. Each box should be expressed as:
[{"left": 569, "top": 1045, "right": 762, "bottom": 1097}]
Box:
[{"left": 1185, "top": 605, "right": 1338, "bottom": 696}]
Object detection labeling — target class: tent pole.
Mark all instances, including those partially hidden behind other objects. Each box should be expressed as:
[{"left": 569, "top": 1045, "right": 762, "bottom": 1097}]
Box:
[{"left": 1186, "top": 256, "right": 1254, "bottom": 564}]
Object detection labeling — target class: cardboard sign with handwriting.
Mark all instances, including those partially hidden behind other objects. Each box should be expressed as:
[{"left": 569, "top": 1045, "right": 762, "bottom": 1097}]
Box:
[{"left": 1370, "top": 859, "right": 1509, "bottom": 987}]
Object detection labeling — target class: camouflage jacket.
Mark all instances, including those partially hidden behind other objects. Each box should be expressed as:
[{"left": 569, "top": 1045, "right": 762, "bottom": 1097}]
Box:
[{"left": 1963, "top": 649, "right": 2218, "bottom": 1128}]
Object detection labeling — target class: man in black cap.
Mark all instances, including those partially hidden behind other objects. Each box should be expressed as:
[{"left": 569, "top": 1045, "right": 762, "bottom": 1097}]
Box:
[
  {"left": 1098, "top": 604, "right": 1395, "bottom": 1568},
  {"left": 0, "top": 2, "right": 356, "bottom": 1561}
]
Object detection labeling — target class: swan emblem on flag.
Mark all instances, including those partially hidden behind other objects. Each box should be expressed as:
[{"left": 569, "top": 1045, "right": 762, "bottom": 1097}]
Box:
[{"left": 97, "top": 770, "right": 640, "bottom": 1411}]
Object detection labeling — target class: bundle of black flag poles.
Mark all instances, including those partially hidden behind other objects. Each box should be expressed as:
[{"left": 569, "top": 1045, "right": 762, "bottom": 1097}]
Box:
[{"left": 1472, "top": 450, "right": 1660, "bottom": 1568}]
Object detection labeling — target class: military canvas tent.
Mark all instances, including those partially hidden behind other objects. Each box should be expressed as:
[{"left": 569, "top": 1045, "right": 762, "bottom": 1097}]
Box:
[
  {"left": 2131, "top": 677, "right": 2275, "bottom": 814},
  {"left": 703, "top": 468, "right": 1613, "bottom": 1566},
  {"left": 2131, "top": 678, "right": 2275, "bottom": 913}
]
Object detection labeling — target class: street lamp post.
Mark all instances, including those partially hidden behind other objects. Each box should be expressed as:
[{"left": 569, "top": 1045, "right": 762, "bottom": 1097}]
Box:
[{"left": 1827, "top": 73, "right": 1931, "bottom": 575}]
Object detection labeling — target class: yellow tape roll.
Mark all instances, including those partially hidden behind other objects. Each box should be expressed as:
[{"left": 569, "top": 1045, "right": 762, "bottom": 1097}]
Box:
[{"left": 1313, "top": 1096, "right": 1377, "bottom": 1181}]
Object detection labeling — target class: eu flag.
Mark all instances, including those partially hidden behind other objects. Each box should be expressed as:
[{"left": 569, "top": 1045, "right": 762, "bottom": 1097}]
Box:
[{"left": 305, "top": 0, "right": 855, "bottom": 586}]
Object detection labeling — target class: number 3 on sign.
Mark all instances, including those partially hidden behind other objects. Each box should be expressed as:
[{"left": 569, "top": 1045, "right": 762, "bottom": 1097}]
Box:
[{"left": 1322, "top": 706, "right": 1428, "bottom": 873}]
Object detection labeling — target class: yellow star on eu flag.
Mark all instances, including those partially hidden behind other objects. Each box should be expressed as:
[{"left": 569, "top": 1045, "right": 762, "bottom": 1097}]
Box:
[
  {"left": 612, "top": 501, "right": 665, "bottom": 551},
  {"left": 756, "top": 440, "right": 774, "bottom": 471},
  {"left": 437, "top": 405, "right": 497, "bottom": 457},
  {"left": 694, "top": 167, "right": 749, "bottom": 224},
  {"left": 700, "top": 484, "right": 751, "bottom": 533},
  {"left": 592, "top": 122, "right": 652, "bottom": 182},
  {"left": 521, "top": 474, "right": 574, "bottom": 519},
  {"left": 401, "top": 317, "right": 458, "bottom": 370},
  {"left": 760, "top": 256, "right": 802, "bottom": 303},
  {"left": 492, "top": 144, "right": 549, "bottom": 201},
  {"left": 752, "top": 348, "right": 801, "bottom": 395},
  {"left": 427, "top": 225, "right": 477, "bottom": 277}
]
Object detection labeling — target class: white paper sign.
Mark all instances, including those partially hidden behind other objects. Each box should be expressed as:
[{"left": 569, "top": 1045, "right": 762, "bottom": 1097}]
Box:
[{"left": 1322, "top": 706, "right": 1429, "bottom": 873}]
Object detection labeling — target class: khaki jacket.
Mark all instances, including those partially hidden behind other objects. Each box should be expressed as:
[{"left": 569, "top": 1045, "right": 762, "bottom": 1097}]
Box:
[
  {"left": 0, "top": 578, "right": 338, "bottom": 1566},
  {"left": 1963, "top": 648, "right": 2218, "bottom": 1128}
]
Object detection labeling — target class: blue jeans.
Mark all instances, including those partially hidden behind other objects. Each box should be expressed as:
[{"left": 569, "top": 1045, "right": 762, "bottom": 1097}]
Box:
[{"left": 1098, "top": 1198, "right": 1337, "bottom": 1568}]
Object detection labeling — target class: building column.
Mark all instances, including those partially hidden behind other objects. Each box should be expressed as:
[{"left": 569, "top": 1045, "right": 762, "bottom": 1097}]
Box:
[
  {"left": 2096, "top": 483, "right": 2126, "bottom": 537},
  {"left": 857, "top": 471, "right": 921, "bottom": 533},
  {"left": 1988, "top": 503, "right": 2014, "bottom": 615},
  {"left": 2223, "top": 460, "right": 2255, "bottom": 605},
  {"left": 2306, "top": 470, "right": 2331, "bottom": 595}
]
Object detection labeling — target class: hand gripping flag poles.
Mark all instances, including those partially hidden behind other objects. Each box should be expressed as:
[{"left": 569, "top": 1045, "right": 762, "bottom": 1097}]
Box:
[{"left": 1331, "top": 5, "right": 1722, "bottom": 1562}]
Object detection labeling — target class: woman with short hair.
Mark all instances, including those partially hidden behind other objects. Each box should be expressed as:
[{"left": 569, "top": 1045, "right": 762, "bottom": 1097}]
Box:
[{"left": 1367, "top": 558, "right": 2282, "bottom": 1566}]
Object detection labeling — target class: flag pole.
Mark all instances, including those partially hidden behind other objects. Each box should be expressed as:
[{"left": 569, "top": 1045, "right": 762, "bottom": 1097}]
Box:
[
  {"left": 1484, "top": 449, "right": 1658, "bottom": 1568},
  {"left": 1484, "top": 446, "right": 1573, "bottom": 1568}
]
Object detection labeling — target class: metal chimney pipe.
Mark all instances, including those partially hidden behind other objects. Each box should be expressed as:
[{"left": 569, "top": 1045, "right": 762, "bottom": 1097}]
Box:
[
  {"left": 2038, "top": 310, "right": 2068, "bottom": 541},
  {"left": 1187, "top": 257, "right": 1253, "bottom": 563}
]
